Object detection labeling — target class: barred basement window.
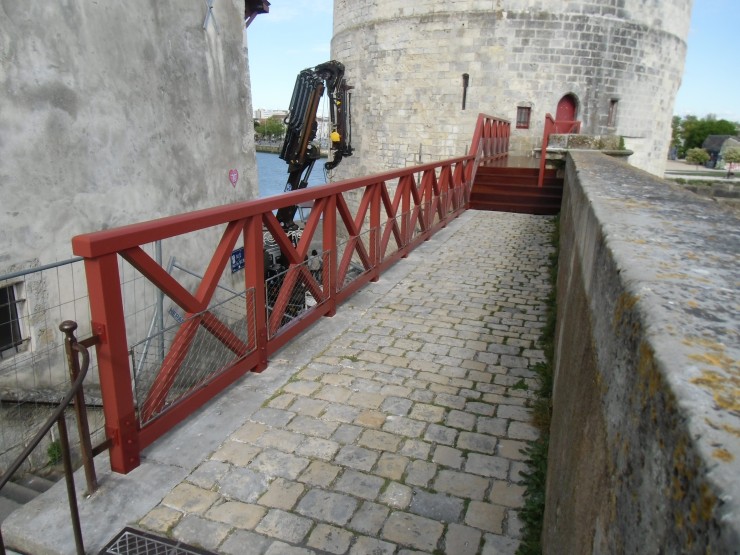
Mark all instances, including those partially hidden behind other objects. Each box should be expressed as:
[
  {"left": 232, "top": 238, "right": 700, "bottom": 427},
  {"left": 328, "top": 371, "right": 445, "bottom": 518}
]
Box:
[
  {"left": 608, "top": 99, "right": 619, "bottom": 127},
  {"left": 0, "top": 284, "right": 23, "bottom": 355},
  {"left": 516, "top": 106, "right": 531, "bottom": 129}
]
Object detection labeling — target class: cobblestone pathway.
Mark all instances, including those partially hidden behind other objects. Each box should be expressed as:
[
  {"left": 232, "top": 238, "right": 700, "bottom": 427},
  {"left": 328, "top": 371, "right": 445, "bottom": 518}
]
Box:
[{"left": 139, "top": 211, "right": 555, "bottom": 555}]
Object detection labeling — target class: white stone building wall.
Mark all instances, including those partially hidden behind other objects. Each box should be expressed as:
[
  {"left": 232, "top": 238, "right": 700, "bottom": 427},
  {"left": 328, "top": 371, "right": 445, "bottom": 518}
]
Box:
[{"left": 331, "top": 0, "right": 692, "bottom": 178}]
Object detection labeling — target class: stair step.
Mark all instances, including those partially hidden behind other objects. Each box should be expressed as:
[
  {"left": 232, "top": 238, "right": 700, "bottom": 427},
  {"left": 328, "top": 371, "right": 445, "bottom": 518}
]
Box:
[
  {"left": 15, "top": 474, "right": 55, "bottom": 494},
  {"left": 471, "top": 194, "right": 561, "bottom": 203},
  {"left": 0, "top": 471, "right": 61, "bottom": 525},
  {"left": 2, "top": 482, "right": 39, "bottom": 505},
  {"left": 471, "top": 163, "right": 563, "bottom": 214},
  {"left": 476, "top": 166, "right": 556, "bottom": 176},
  {"left": 0, "top": 497, "right": 22, "bottom": 524},
  {"left": 475, "top": 177, "right": 561, "bottom": 187},
  {"left": 471, "top": 186, "right": 562, "bottom": 198},
  {"left": 469, "top": 201, "right": 560, "bottom": 215},
  {"left": 475, "top": 170, "right": 561, "bottom": 180}
]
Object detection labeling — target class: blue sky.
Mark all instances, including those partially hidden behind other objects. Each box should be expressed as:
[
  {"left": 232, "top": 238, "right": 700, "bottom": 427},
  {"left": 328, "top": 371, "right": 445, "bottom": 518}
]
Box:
[
  {"left": 674, "top": 0, "right": 739, "bottom": 122},
  {"left": 246, "top": 0, "right": 738, "bottom": 123},
  {"left": 246, "top": 0, "right": 333, "bottom": 111}
]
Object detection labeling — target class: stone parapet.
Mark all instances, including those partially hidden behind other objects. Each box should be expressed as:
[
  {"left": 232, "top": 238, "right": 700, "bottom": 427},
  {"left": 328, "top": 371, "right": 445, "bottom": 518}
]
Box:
[{"left": 544, "top": 151, "right": 739, "bottom": 552}]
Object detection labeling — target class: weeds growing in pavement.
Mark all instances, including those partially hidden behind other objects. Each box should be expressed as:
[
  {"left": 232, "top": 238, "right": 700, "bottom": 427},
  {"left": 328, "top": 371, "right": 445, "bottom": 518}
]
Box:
[{"left": 516, "top": 215, "right": 559, "bottom": 555}]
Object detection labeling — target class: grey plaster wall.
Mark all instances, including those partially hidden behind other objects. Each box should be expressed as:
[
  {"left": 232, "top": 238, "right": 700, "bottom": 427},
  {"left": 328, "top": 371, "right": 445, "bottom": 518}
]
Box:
[
  {"left": 331, "top": 0, "right": 691, "bottom": 178},
  {"left": 0, "top": 1, "right": 258, "bottom": 404},
  {"left": 0, "top": 0, "right": 258, "bottom": 271},
  {"left": 544, "top": 151, "right": 739, "bottom": 553}
]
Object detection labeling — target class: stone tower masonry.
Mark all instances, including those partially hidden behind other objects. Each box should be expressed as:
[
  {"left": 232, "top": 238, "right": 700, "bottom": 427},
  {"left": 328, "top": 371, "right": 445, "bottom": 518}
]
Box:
[{"left": 331, "top": 0, "right": 693, "bottom": 177}]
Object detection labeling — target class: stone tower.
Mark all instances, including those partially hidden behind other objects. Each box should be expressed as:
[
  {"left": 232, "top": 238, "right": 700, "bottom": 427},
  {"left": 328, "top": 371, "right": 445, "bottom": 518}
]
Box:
[{"left": 331, "top": 0, "right": 693, "bottom": 177}]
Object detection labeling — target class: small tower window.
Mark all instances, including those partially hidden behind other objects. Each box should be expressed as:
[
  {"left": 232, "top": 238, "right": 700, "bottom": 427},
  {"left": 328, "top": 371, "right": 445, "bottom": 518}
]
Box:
[
  {"left": 607, "top": 99, "right": 619, "bottom": 127},
  {"left": 1, "top": 284, "right": 23, "bottom": 355},
  {"left": 516, "top": 106, "right": 532, "bottom": 129}
]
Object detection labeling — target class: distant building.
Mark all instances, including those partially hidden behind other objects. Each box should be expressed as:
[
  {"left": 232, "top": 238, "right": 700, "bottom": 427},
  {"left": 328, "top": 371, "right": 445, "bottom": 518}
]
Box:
[
  {"left": 254, "top": 109, "right": 289, "bottom": 121},
  {"left": 702, "top": 135, "right": 740, "bottom": 168}
]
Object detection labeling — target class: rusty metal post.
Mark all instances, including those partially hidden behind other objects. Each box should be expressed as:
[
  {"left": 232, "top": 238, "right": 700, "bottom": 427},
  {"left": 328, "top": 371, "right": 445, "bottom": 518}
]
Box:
[
  {"left": 57, "top": 413, "right": 85, "bottom": 555},
  {"left": 59, "top": 320, "right": 98, "bottom": 496},
  {"left": 369, "top": 183, "right": 381, "bottom": 282}
]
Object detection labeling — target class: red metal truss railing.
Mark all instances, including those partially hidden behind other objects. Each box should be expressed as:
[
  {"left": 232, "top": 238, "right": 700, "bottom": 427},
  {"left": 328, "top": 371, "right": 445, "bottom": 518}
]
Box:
[
  {"left": 468, "top": 113, "right": 511, "bottom": 160},
  {"left": 538, "top": 113, "right": 581, "bottom": 187},
  {"left": 71, "top": 113, "right": 509, "bottom": 473}
]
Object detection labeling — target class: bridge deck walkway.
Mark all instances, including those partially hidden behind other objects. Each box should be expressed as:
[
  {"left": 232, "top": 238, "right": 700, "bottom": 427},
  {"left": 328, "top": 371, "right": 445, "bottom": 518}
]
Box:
[{"left": 5, "top": 210, "right": 556, "bottom": 555}]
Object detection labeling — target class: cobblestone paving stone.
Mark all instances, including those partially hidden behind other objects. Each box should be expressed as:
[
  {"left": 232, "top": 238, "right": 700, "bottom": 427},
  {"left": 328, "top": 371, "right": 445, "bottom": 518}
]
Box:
[{"left": 139, "top": 211, "right": 554, "bottom": 554}]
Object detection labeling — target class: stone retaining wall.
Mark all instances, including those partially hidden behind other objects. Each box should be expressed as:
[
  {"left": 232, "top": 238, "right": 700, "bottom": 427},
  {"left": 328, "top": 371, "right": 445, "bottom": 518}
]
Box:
[{"left": 544, "top": 151, "right": 739, "bottom": 553}]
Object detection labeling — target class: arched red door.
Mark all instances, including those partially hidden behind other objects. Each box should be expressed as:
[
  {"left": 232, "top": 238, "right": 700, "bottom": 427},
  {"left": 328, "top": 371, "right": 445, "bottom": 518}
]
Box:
[{"left": 555, "top": 94, "right": 577, "bottom": 122}]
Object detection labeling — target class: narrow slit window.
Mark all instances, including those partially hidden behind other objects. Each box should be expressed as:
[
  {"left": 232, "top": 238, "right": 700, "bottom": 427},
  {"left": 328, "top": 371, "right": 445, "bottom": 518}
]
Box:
[
  {"left": 608, "top": 99, "right": 619, "bottom": 127},
  {"left": 516, "top": 106, "right": 531, "bottom": 129},
  {"left": 0, "top": 284, "right": 23, "bottom": 354}
]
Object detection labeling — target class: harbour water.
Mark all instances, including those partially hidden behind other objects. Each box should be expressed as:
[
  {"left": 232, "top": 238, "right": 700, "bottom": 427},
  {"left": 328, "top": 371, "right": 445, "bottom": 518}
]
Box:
[{"left": 257, "top": 151, "right": 327, "bottom": 198}]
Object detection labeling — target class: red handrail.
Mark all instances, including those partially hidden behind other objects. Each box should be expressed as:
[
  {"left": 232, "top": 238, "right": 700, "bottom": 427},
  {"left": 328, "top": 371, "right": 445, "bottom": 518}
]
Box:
[
  {"left": 72, "top": 113, "right": 507, "bottom": 473},
  {"left": 468, "top": 113, "right": 511, "bottom": 160},
  {"left": 538, "top": 113, "right": 581, "bottom": 187}
]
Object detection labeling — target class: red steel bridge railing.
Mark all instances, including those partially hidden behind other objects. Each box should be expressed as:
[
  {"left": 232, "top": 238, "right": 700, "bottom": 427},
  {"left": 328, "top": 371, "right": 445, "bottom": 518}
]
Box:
[
  {"left": 71, "top": 113, "right": 509, "bottom": 473},
  {"left": 538, "top": 113, "right": 581, "bottom": 187}
]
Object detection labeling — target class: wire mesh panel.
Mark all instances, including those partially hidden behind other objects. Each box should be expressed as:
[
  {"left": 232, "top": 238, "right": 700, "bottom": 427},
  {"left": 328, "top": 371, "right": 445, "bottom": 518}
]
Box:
[
  {"left": 130, "top": 288, "right": 256, "bottom": 426},
  {"left": 439, "top": 190, "right": 452, "bottom": 219},
  {"left": 409, "top": 206, "right": 425, "bottom": 244},
  {"left": 338, "top": 228, "right": 375, "bottom": 291},
  {"left": 0, "top": 259, "right": 106, "bottom": 472},
  {"left": 380, "top": 213, "right": 404, "bottom": 262},
  {"left": 265, "top": 254, "right": 327, "bottom": 339}
]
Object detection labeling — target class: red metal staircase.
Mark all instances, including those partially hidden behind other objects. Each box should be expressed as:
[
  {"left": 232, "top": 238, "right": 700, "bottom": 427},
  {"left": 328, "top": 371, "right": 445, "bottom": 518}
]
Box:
[{"left": 469, "top": 165, "right": 563, "bottom": 215}]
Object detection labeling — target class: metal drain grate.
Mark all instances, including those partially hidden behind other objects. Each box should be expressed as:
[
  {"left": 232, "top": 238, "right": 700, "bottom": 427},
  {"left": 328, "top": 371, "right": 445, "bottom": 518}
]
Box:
[{"left": 99, "top": 527, "right": 216, "bottom": 555}]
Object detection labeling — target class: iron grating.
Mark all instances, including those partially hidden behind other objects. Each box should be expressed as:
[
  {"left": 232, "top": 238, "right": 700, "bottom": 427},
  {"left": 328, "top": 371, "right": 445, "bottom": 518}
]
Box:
[{"left": 99, "top": 527, "right": 216, "bottom": 555}]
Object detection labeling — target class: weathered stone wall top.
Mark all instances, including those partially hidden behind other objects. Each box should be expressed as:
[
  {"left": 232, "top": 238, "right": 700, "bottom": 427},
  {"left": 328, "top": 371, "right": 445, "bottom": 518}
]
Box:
[
  {"left": 554, "top": 150, "right": 739, "bottom": 550},
  {"left": 334, "top": 0, "right": 692, "bottom": 37}
]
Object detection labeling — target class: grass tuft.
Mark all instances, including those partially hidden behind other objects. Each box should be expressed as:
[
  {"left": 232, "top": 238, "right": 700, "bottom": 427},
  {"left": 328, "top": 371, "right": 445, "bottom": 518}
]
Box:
[{"left": 516, "top": 215, "right": 559, "bottom": 555}]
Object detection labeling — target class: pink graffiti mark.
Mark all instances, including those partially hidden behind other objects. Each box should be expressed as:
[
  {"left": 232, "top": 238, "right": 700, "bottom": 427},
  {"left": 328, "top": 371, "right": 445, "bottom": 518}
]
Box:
[{"left": 229, "top": 169, "right": 239, "bottom": 187}]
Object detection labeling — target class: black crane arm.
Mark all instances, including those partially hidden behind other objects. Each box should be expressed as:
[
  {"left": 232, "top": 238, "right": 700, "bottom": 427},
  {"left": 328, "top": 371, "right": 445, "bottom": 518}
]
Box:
[{"left": 275, "top": 60, "right": 353, "bottom": 229}]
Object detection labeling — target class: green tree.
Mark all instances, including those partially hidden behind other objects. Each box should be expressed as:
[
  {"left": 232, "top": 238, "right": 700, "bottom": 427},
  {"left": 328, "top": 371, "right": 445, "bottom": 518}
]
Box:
[
  {"left": 254, "top": 117, "right": 286, "bottom": 141},
  {"left": 679, "top": 115, "right": 737, "bottom": 157},
  {"left": 685, "top": 147, "right": 710, "bottom": 169},
  {"left": 670, "top": 115, "right": 682, "bottom": 152},
  {"left": 722, "top": 147, "right": 740, "bottom": 177},
  {"left": 262, "top": 117, "right": 286, "bottom": 140}
]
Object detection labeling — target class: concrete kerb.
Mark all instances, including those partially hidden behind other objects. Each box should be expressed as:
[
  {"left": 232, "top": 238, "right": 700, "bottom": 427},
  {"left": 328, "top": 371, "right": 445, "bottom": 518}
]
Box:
[{"left": 2, "top": 212, "right": 476, "bottom": 555}]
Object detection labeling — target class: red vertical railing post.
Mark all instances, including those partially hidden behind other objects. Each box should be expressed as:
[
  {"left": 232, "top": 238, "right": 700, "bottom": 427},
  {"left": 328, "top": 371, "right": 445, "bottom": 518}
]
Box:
[
  {"left": 323, "top": 195, "right": 337, "bottom": 317},
  {"left": 538, "top": 114, "right": 553, "bottom": 188},
  {"left": 401, "top": 177, "right": 411, "bottom": 255},
  {"left": 244, "top": 215, "right": 268, "bottom": 372},
  {"left": 83, "top": 254, "right": 140, "bottom": 473},
  {"left": 370, "top": 183, "right": 381, "bottom": 281}
]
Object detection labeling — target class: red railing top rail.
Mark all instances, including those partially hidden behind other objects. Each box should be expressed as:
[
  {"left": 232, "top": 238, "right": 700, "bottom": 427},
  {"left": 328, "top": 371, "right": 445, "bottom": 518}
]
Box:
[
  {"left": 538, "top": 113, "right": 582, "bottom": 187},
  {"left": 72, "top": 155, "right": 472, "bottom": 258},
  {"left": 545, "top": 112, "right": 581, "bottom": 134}
]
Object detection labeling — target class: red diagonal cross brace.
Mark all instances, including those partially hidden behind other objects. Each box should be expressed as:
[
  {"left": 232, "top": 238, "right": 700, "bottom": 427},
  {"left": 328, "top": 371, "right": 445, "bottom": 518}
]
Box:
[{"left": 120, "top": 219, "right": 250, "bottom": 422}]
